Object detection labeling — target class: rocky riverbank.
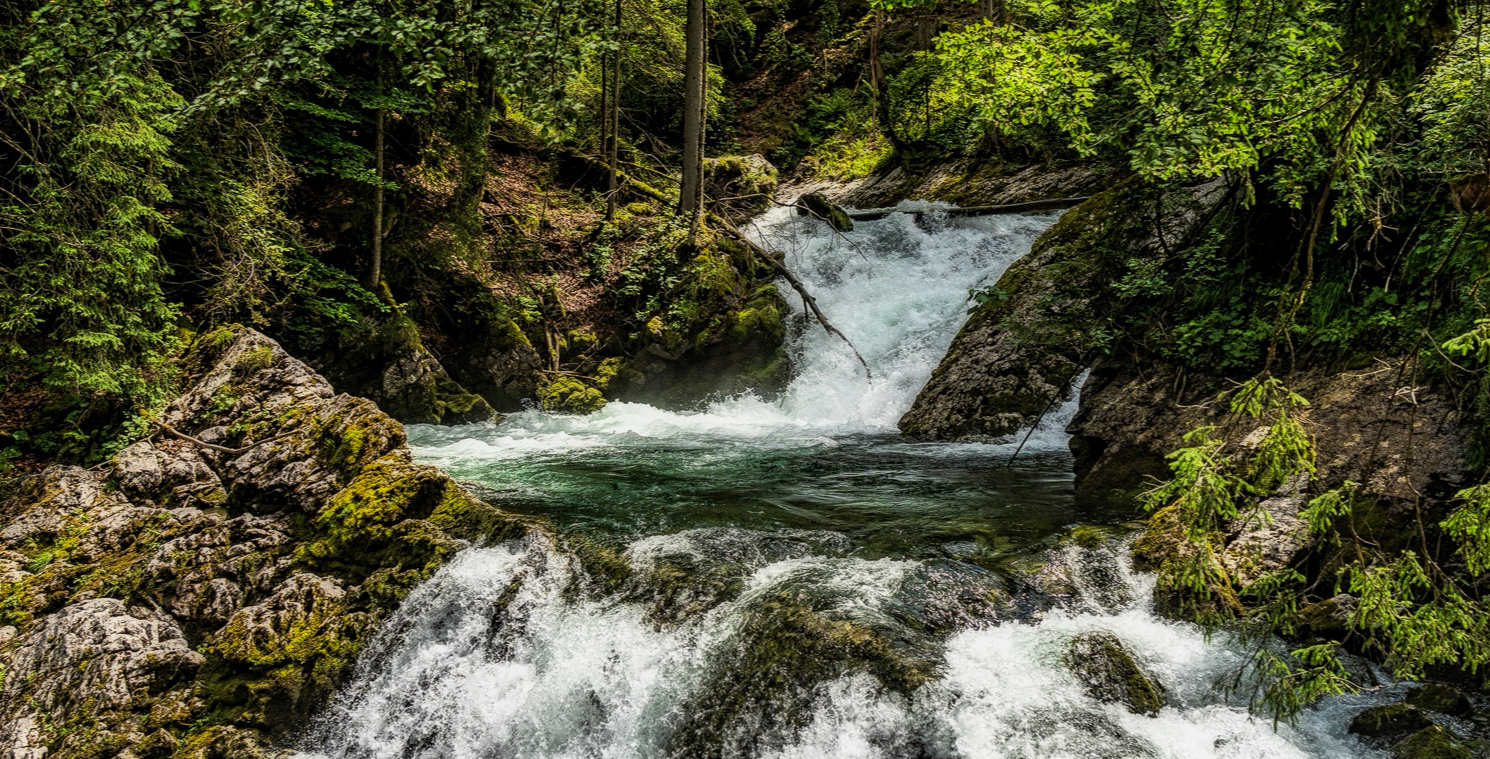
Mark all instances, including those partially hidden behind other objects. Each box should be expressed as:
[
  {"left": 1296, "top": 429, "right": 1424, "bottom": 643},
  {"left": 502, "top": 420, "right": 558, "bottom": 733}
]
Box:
[{"left": 0, "top": 326, "right": 541, "bottom": 759}]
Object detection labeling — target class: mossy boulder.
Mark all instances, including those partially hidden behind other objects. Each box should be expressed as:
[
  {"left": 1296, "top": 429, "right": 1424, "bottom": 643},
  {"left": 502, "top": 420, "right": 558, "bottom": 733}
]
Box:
[
  {"left": 1406, "top": 684, "right": 1473, "bottom": 718},
  {"left": 1066, "top": 631, "right": 1166, "bottom": 716},
  {"left": 0, "top": 327, "right": 534, "bottom": 759},
  {"left": 668, "top": 587, "right": 935, "bottom": 758},
  {"left": 614, "top": 243, "right": 791, "bottom": 408},
  {"left": 898, "top": 179, "right": 1225, "bottom": 441},
  {"left": 796, "top": 191, "right": 853, "bottom": 233},
  {"left": 537, "top": 376, "right": 607, "bottom": 414},
  {"left": 704, "top": 154, "right": 779, "bottom": 217},
  {"left": 1351, "top": 703, "right": 1435, "bottom": 737},
  {"left": 1391, "top": 726, "right": 1476, "bottom": 759}
]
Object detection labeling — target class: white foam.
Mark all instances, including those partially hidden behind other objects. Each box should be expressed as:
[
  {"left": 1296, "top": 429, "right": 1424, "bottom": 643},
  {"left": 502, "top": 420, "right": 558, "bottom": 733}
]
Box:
[{"left": 298, "top": 537, "right": 1389, "bottom": 759}]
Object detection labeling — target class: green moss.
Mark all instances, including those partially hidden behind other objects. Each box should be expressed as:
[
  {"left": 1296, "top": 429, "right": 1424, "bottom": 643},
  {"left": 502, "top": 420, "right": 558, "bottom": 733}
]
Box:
[
  {"left": 668, "top": 589, "right": 933, "bottom": 758},
  {"left": 1066, "top": 631, "right": 1166, "bottom": 716},
  {"left": 231, "top": 346, "right": 274, "bottom": 376},
  {"left": 1390, "top": 726, "right": 1475, "bottom": 759},
  {"left": 537, "top": 376, "right": 606, "bottom": 414},
  {"left": 297, "top": 455, "right": 451, "bottom": 570},
  {"left": 558, "top": 534, "right": 633, "bottom": 599},
  {"left": 1350, "top": 704, "right": 1433, "bottom": 737}
]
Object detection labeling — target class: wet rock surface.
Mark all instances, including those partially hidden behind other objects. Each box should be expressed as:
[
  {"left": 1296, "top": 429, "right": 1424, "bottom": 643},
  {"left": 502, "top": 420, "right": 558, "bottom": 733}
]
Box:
[
  {"left": 898, "top": 180, "right": 1226, "bottom": 441},
  {"left": 0, "top": 326, "right": 532, "bottom": 759},
  {"left": 1065, "top": 630, "right": 1166, "bottom": 716},
  {"left": 1408, "top": 684, "right": 1475, "bottom": 718},
  {"left": 1352, "top": 703, "right": 1435, "bottom": 737}
]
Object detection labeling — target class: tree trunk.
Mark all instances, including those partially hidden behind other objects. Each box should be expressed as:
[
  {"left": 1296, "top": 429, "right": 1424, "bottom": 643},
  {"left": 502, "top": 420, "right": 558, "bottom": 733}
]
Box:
[
  {"left": 369, "top": 105, "right": 385, "bottom": 290},
  {"left": 607, "top": 0, "right": 621, "bottom": 221},
  {"left": 678, "top": 0, "right": 706, "bottom": 219},
  {"left": 869, "top": 9, "right": 888, "bottom": 129}
]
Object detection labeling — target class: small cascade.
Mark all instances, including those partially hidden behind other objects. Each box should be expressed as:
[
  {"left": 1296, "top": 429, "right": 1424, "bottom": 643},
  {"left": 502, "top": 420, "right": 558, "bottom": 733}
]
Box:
[
  {"left": 296, "top": 534, "right": 1386, "bottom": 759},
  {"left": 298, "top": 207, "right": 1391, "bottom": 758}
]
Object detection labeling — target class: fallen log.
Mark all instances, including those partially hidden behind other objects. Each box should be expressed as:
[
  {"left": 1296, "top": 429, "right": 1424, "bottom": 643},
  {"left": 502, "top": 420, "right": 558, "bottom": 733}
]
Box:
[{"left": 846, "top": 196, "right": 1091, "bottom": 221}]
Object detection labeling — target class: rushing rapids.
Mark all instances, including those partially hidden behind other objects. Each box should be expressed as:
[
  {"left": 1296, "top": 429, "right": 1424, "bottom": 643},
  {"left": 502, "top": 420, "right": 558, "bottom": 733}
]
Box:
[{"left": 295, "top": 205, "right": 1395, "bottom": 758}]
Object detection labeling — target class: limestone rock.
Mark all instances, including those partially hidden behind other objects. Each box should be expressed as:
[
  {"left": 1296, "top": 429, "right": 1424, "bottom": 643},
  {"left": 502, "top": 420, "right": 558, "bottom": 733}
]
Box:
[
  {"left": 1066, "top": 631, "right": 1166, "bottom": 716},
  {"left": 0, "top": 325, "right": 531, "bottom": 758},
  {"left": 1219, "top": 473, "right": 1312, "bottom": 584},
  {"left": 144, "top": 514, "right": 295, "bottom": 626},
  {"left": 1351, "top": 703, "right": 1434, "bottom": 737},
  {"left": 899, "top": 179, "right": 1227, "bottom": 440},
  {"left": 0, "top": 599, "right": 203, "bottom": 757}
]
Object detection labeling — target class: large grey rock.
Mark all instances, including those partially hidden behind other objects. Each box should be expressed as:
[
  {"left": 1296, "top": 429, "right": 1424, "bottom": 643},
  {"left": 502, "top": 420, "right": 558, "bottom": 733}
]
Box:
[
  {"left": 0, "top": 599, "right": 203, "bottom": 757},
  {"left": 900, "top": 180, "right": 1226, "bottom": 440},
  {"left": 1220, "top": 472, "right": 1312, "bottom": 584},
  {"left": 0, "top": 326, "right": 530, "bottom": 759}
]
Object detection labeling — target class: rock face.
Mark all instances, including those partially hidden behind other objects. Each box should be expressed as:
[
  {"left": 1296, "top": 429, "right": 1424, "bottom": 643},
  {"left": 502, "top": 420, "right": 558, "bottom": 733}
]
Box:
[
  {"left": 1065, "top": 631, "right": 1165, "bottom": 716},
  {"left": 899, "top": 180, "right": 1227, "bottom": 440},
  {"left": 610, "top": 240, "right": 791, "bottom": 409},
  {"left": 0, "top": 326, "right": 532, "bottom": 759},
  {"left": 315, "top": 313, "right": 496, "bottom": 425},
  {"left": 820, "top": 160, "right": 1111, "bottom": 210},
  {"left": 1071, "top": 361, "right": 1467, "bottom": 512}
]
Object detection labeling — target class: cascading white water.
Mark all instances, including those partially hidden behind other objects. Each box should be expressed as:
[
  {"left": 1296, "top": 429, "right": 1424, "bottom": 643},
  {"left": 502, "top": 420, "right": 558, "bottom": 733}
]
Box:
[
  {"left": 411, "top": 203, "right": 1073, "bottom": 457},
  {"left": 297, "top": 535, "right": 1386, "bottom": 759},
  {"left": 298, "top": 205, "right": 1394, "bottom": 759}
]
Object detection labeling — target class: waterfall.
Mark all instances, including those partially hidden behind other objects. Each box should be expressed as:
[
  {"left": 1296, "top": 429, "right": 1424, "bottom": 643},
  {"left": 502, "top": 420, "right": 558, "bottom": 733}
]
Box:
[{"left": 297, "top": 206, "right": 1391, "bottom": 759}]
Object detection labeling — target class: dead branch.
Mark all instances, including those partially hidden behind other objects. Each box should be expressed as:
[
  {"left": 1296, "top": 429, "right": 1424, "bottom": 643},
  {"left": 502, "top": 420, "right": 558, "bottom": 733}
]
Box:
[
  {"left": 150, "top": 421, "right": 294, "bottom": 455},
  {"left": 711, "top": 213, "right": 873, "bottom": 379}
]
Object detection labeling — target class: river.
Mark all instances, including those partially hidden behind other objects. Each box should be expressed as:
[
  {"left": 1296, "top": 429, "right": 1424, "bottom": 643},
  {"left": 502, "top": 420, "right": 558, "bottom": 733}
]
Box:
[{"left": 294, "top": 204, "right": 1391, "bottom": 758}]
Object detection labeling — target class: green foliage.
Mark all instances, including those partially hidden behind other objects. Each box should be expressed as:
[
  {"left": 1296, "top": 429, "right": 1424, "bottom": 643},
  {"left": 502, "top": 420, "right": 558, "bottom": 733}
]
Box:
[{"left": 1140, "top": 377, "right": 1351, "bottom": 720}]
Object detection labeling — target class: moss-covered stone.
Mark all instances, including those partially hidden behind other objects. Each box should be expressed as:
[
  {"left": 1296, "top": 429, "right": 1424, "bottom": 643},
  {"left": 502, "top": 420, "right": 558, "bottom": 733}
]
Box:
[
  {"left": 1406, "top": 684, "right": 1473, "bottom": 717},
  {"left": 1351, "top": 703, "right": 1434, "bottom": 737},
  {"left": 1066, "top": 631, "right": 1166, "bottom": 716},
  {"left": 537, "top": 376, "right": 607, "bottom": 414},
  {"left": 1390, "top": 726, "right": 1475, "bottom": 759},
  {"left": 668, "top": 587, "right": 935, "bottom": 758},
  {"left": 797, "top": 191, "right": 853, "bottom": 233},
  {"left": 0, "top": 327, "right": 539, "bottom": 758}
]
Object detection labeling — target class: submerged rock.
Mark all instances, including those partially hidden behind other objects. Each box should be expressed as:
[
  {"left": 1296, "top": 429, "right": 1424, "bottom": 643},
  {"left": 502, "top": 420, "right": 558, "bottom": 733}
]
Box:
[
  {"left": 1066, "top": 631, "right": 1166, "bottom": 716},
  {"left": 0, "top": 326, "right": 533, "bottom": 758},
  {"left": 1351, "top": 703, "right": 1434, "bottom": 737}
]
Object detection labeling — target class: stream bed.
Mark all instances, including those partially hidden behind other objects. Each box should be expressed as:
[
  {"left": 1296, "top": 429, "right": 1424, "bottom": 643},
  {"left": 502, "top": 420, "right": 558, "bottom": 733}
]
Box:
[{"left": 295, "top": 205, "right": 1390, "bottom": 758}]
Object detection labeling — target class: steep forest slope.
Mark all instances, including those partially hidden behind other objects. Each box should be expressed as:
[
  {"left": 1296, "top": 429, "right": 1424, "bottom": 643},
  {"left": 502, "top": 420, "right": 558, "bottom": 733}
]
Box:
[{"left": 2, "top": 0, "right": 1490, "bottom": 748}]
